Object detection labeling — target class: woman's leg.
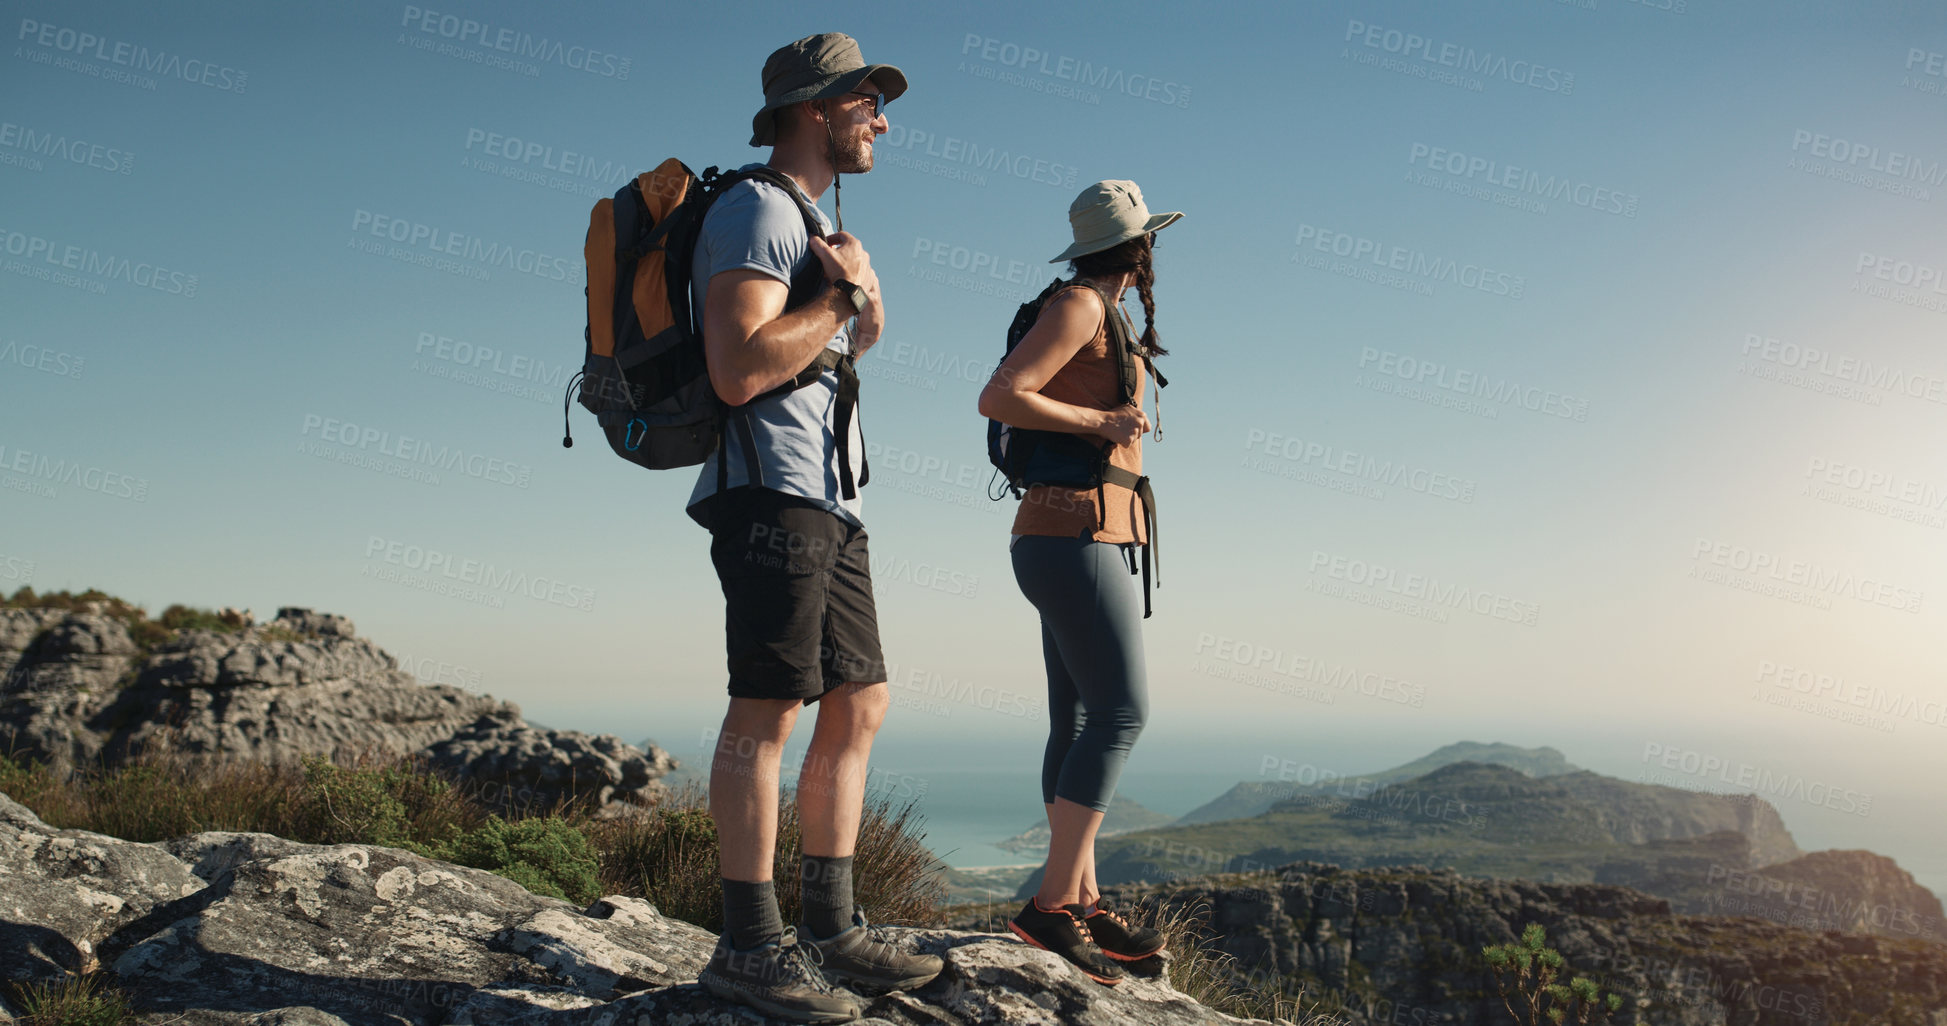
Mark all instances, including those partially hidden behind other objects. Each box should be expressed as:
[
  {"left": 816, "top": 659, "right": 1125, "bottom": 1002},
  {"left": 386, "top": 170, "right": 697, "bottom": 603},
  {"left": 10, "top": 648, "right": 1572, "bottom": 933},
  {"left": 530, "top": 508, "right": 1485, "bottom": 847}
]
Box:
[{"left": 1014, "top": 538, "right": 1149, "bottom": 909}]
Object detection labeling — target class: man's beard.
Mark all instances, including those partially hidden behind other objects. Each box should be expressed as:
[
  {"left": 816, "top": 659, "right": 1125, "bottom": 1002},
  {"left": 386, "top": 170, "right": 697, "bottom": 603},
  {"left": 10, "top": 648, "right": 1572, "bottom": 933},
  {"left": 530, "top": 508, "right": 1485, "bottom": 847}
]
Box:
[{"left": 832, "top": 127, "right": 874, "bottom": 174}]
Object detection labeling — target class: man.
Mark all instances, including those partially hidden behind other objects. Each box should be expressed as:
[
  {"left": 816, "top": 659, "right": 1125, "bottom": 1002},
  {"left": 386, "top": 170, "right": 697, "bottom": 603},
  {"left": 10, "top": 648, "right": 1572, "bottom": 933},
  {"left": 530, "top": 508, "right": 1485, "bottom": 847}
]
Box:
[{"left": 689, "top": 32, "right": 942, "bottom": 1024}]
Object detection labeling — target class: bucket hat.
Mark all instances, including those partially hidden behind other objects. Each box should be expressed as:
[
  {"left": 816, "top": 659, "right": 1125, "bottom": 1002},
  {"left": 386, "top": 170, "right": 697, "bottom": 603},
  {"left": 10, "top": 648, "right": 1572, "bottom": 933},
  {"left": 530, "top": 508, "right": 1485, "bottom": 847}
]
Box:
[
  {"left": 751, "top": 32, "right": 907, "bottom": 147},
  {"left": 1051, "top": 180, "right": 1182, "bottom": 263}
]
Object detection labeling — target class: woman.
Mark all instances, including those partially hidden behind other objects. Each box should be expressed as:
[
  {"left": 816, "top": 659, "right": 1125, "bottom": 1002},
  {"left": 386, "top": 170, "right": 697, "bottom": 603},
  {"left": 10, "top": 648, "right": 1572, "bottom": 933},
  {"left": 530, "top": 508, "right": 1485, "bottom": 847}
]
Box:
[{"left": 976, "top": 180, "right": 1180, "bottom": 985}]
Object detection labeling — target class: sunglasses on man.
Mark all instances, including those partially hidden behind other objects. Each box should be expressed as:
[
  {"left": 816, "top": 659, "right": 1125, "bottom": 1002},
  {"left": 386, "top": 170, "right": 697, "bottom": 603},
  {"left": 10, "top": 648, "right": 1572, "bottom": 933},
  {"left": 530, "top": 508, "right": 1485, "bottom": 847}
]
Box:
[{"left": 848, "top": 90, "right": 887, "bottom": 117}]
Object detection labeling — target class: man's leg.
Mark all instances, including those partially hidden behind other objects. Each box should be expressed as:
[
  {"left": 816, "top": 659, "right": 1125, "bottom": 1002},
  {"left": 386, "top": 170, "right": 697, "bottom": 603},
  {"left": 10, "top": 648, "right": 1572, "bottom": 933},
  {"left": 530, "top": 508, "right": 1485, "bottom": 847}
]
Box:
[
  {"left": 712, "top": 696, "right": 802, "bottom": 949},
  {"left": 798, "top": 681, "right": 889, "bottom": 858},
  {"left": 798, "top": 681, "right": 888, "bottom": 938}
]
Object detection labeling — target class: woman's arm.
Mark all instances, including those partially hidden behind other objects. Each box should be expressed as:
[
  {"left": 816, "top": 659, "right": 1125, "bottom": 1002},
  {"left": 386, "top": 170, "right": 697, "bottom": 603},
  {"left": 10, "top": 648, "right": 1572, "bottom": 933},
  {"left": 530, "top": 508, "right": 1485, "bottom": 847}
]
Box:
[{"left": 976, "top": 288, "right": 1150, "bottom": 447}]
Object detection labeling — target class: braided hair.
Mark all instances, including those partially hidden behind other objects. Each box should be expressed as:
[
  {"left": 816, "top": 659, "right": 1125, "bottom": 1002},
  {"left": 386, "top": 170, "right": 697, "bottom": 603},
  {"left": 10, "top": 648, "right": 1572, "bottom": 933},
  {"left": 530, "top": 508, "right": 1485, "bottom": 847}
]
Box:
[{"left": 1068, "top": 232, "right": 1166, "bottom": 356}]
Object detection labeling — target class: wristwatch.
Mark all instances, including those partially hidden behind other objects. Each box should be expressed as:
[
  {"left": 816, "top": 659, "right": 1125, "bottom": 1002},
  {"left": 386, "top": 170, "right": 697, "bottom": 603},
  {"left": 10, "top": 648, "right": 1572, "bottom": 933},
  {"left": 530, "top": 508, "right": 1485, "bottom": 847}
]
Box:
[{"left": 832, "top": 278, "right": 869, "bottom": 316}]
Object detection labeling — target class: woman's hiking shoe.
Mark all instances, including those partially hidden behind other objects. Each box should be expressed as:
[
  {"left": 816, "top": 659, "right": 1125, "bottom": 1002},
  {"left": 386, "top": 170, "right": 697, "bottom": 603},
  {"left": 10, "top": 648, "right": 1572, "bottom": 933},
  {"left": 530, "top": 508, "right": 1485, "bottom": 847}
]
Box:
[
  {"left": 1065, "top": 901, "right": 1166, "bottom": 961},
  {"left": 698, "top": 927, "right": 861, "bottom": 1024},
  {"left": 1007, "top": 899, "right": 1125, "bottom": 985},
  {"left": 802, "top": 909, "right": 945, "bottom": 993}
]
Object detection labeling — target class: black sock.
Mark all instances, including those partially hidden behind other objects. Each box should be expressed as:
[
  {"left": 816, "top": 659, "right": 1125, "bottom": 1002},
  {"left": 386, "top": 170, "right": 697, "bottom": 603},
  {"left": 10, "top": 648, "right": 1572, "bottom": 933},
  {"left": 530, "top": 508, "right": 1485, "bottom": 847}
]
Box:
[
  {"left": 800, "top": 854, "right": 856, "bottom": 939},
  {"left": 722, "top": 877, "right": 784, "bottom": 950}
]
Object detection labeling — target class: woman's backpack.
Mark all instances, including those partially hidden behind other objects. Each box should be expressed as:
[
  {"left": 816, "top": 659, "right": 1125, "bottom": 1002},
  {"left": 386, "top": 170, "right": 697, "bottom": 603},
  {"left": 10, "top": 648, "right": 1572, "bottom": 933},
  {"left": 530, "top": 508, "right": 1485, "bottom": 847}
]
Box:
[{"left": 985, "top": 278, "right": 1166, "bottom": 616}]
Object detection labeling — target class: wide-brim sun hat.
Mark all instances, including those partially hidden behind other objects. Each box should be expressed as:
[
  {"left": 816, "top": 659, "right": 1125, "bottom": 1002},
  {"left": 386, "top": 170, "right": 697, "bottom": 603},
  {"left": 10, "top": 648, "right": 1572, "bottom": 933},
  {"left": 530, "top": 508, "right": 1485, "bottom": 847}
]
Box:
[
  {"left": 1050, "top": 179, "right": 1182, "bottom": 263},
  {"left": 750, "top": 32, "right": 908, "bottom": 148}
]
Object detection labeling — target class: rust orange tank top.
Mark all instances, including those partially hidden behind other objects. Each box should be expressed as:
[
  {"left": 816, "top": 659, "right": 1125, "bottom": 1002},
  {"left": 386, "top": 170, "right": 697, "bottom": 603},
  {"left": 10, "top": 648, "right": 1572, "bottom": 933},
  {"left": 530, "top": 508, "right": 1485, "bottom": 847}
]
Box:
[{"left": 1010, "top": 285, "right": 1148, "bottom": 544}]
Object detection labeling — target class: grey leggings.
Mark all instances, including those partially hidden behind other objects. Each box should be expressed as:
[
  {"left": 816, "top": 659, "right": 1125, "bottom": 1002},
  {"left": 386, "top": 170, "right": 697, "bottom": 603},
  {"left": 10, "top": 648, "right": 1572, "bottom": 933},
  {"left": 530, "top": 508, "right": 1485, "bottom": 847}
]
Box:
[{"left": 1011, "top": 535, "right": 1149, "bottom": 813}]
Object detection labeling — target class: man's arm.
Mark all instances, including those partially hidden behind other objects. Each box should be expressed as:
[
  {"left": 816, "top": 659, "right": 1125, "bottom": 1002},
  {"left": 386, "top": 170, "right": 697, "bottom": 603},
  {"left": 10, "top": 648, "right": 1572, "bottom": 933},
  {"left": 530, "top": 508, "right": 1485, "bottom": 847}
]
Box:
[{"left": 703, "top": 231, "right": 879, "bottom": 407}]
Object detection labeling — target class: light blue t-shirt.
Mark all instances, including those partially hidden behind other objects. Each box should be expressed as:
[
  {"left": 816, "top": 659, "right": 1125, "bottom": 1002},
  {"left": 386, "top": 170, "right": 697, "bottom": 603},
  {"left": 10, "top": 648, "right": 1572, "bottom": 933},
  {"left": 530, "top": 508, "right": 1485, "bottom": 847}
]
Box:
[{"left": 686, "top": 164, "right": 864, "bottom": 526}]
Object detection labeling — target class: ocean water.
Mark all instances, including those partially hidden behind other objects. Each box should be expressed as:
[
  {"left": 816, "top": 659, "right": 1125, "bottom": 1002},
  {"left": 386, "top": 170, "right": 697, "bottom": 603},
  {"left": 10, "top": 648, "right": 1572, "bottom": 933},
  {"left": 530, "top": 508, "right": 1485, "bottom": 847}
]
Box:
[{"left": 637, "top": 719, "right": 1946, "bottom": 895}]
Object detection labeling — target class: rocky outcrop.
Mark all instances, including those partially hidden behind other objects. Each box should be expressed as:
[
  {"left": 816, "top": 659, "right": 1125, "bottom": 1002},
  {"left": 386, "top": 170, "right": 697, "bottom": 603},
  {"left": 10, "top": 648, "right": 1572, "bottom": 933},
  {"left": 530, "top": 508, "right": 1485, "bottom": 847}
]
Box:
[
  {"left": 0, "top": 792, "right": 1281, "bottom": 1026},
  {"left": 1552, "top": 770, "right": 1803, "bottom": 866},
  {"left": 0, "top": 606, "right": 675, "bottom": 819},
  {"left": 419, "top": 714, "right": 680, "bottom": 818},
  {"left": 1672, "top": 848, "right": 1947, "bottom": 942},
  {"left": 1088, "top": 861, "right": 1947, "bottom": 1026}
]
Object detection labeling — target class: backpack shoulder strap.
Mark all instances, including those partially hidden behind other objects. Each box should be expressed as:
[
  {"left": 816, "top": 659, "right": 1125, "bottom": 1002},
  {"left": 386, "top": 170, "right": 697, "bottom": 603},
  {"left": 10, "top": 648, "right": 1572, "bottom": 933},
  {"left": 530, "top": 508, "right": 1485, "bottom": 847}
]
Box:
[{"left": 719, "top": 165, "right": 828, "bottom": 314}]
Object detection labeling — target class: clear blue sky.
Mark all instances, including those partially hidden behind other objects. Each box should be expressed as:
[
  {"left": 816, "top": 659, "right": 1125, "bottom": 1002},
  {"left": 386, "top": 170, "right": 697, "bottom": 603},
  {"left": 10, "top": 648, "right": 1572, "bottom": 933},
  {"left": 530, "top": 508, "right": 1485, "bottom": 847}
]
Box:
[{"left": 5, "top": 0, "right": 1944, "bottom": 888}]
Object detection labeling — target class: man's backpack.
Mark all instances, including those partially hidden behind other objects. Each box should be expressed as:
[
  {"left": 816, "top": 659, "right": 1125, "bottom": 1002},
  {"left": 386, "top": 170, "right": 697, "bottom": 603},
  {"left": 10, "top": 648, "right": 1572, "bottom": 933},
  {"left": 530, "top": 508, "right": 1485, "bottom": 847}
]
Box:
[
  {"left": 985, "top": 278, "right": 1166, "bottom": 616},
  {"left": 564, "top": 159, "right": 852, "bottom": 489}
]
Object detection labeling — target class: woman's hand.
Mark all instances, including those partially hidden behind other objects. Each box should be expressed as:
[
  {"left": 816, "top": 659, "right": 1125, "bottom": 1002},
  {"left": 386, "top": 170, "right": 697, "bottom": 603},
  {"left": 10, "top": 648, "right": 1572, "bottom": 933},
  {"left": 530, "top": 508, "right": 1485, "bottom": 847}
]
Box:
[{"left": 1097, "top": 404, "right": 1150, "bottom": 447}]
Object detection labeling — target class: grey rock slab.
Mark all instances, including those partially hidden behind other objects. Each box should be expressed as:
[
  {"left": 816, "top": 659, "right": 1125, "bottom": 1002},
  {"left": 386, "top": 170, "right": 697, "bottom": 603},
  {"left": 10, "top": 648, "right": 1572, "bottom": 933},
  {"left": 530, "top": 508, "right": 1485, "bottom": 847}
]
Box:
[
  {"left": 113, "top": 841, "right": 569, "bottom": 1022},
  {"left": 0, "top": 790, "right": 205, "bottom": 980},
  {"left": 503, "top": 895, "right": 716, "bottom": 998}
]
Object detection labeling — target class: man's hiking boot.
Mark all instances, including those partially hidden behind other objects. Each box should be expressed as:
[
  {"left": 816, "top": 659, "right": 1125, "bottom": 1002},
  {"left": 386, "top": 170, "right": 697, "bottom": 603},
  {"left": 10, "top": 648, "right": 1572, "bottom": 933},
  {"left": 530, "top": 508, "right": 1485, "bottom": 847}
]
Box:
[
  {"left": 1007, "top": 898, "right": 1125, "bottom": 985},
  {"left": 802, "top": 909, "right": 945, "bottom": 993},
  {"left": 1065, "top": 901, "right": 1165, "bottom": 961},
  {"left": 698, "top": 927, "right": 861, "bottom": 1024}
]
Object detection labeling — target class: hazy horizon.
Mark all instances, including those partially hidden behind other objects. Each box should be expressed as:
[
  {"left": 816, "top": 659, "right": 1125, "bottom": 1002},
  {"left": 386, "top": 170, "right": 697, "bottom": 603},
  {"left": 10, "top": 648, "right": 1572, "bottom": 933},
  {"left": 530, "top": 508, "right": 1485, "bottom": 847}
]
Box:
[{"left": 6, "top": 0, "right": 1942, "bottom": 903}]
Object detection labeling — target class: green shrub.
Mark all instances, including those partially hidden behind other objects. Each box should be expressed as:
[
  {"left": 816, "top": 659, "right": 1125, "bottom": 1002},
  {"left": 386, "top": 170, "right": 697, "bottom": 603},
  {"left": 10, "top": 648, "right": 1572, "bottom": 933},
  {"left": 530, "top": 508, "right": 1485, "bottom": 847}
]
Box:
[
  {"left": 1483, "top": 923, "right": 1623, "bottom": 1025},
  {"left": 156, "top": 604, "right": 247, "bottom": 633},
  {"left": 422, "top": 815, "right": 600, "bottom": 904},
  {"left": 5, "top": 972, "right": 135, "bottom": 1026}
]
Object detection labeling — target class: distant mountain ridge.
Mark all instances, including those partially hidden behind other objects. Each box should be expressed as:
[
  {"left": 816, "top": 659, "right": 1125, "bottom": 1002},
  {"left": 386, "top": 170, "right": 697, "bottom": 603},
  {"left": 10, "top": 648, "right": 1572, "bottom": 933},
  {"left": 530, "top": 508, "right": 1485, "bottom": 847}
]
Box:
[
  {"left": 1176, "top": 740, "right": 1579, "bottom": 825},
  {"left": 1019, "top": 760, "right": 1940, "bottom": 945}
]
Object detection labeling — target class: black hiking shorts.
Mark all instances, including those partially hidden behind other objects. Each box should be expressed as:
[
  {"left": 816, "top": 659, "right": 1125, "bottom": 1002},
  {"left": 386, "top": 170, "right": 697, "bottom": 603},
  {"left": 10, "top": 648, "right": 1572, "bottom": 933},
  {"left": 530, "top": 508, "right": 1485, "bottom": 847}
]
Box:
[{"left": 706, "top": 487, "right": 886, "bottom": 702}]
